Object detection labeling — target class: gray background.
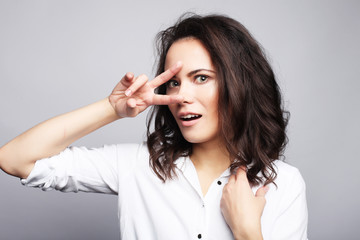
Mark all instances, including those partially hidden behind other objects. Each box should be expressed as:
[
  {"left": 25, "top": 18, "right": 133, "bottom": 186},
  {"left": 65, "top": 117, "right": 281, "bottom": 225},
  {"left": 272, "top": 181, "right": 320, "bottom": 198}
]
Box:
[{"left": 0, "top": 0, "right": 359, "bottom": 239}]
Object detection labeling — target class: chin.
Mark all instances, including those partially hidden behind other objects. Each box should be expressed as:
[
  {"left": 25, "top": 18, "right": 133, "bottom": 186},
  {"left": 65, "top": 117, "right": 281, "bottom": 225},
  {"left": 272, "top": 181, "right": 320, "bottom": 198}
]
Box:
[
  {"left": 180, "top": 129, "right": 221, "bottom": 146},
  {"left": 182, "top": 135, "right": 210, "bottom": 144},
  {"left": 181, "top": 134, "right": 201, "bottom": 144}
]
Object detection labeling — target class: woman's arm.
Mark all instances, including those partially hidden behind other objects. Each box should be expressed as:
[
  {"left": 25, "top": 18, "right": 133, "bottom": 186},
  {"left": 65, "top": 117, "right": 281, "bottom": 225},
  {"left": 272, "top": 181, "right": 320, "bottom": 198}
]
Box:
[
  {"left": 0, "top": 98, "right": 118, "bottom": 179},
  {"left": 0, "top": 62, "right": 183, "bottom": 179}
]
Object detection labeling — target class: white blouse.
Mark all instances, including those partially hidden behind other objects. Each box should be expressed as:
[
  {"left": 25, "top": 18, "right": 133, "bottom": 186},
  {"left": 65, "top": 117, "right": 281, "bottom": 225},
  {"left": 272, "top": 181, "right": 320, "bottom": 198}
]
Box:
[{"left": 21, "top": 143, "right": 308, "bottom": 240}]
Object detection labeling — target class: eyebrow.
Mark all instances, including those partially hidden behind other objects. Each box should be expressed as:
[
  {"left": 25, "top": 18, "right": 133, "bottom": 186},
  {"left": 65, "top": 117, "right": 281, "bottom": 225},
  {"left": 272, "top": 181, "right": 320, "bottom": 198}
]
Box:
[
  {"left": 172, "top": 68, "right": 216, "bottom": 80},
  {"left": 187, "top": 69, "right": 216, "bottom": 77}
]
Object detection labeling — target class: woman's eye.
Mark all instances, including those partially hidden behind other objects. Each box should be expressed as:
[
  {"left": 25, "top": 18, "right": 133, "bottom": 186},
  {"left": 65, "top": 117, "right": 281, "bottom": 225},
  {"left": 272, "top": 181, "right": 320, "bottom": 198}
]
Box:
[
  {"left": 166, "top": 80, "right": 179, "bottom": 88},
  {"left": 195, "top": 75, "right": 208, "bottom": 83}
]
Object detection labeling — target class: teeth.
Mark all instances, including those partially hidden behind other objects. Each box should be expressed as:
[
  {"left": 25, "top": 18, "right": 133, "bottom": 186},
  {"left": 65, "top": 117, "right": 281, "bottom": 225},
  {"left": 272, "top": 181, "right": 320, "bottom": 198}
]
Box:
[{"left": 181, "top": 114, "right": 200, "bottom": 119}]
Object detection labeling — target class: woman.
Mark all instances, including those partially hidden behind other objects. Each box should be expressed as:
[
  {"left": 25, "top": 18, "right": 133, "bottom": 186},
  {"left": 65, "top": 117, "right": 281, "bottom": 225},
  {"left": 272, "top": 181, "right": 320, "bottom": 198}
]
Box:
[{"left": 0, "top": 14, "right": 308, "bottom": 239}]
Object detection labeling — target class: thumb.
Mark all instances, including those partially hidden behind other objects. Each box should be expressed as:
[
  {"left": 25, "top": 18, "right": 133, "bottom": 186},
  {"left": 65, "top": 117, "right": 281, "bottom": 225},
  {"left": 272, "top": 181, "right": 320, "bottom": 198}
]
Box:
[{"left": 255, "top": 185, "right": 269, "bottom": 198}]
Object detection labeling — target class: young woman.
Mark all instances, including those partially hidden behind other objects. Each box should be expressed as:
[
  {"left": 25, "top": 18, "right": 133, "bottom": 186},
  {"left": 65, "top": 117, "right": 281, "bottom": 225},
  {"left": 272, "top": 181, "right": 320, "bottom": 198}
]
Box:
[{"left": 0, "top": 14, "right": 308, "bottom": 239}]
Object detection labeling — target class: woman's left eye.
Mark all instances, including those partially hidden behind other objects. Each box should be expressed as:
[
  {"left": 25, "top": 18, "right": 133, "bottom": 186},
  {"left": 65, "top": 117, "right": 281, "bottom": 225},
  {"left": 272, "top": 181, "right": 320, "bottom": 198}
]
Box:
[{"left": 195, "top": 75, "right": 208, "bottom": 83}]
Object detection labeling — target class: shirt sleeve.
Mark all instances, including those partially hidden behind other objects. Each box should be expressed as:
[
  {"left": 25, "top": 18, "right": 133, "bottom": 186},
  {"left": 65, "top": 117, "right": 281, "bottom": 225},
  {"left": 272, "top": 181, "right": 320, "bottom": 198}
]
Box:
[
  {"left": 271, "top": 167, "right": 308, "bottom": 240},
  {"left": 20, "top": 144, "right": 123, "bottom": 195}
]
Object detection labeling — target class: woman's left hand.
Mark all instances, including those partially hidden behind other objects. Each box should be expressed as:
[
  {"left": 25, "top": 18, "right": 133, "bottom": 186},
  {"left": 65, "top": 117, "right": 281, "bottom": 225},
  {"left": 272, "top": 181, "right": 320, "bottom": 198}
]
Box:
[{"left": 220, "top": 167, "right": 269, "bottom": 240}]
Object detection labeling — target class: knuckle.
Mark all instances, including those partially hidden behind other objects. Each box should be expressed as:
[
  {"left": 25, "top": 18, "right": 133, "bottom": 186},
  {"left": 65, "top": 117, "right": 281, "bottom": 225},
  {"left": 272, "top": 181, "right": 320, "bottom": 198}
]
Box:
[
  {"left": 238, "top": 178, "right": 247, "bottom": 184},
  {"left": 220, "top": 199, "right": 225, "bottom": 209},
  {"left": 220, "top": 193, "right": 227, "bottom": 203},
  {"left": 257, "top": 197, "right": 266, "bottom": 205},
  {"left": 139, "top": 74, "right": 148, "bottom": 80},
  {"left": 222, "top": 184, "right": 231, "bottom": 194}
]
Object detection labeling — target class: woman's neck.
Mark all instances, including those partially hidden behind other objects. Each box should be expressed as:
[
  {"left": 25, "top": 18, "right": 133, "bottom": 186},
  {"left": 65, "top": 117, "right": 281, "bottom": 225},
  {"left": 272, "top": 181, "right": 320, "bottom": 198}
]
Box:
[
  {"left": 190, "top": 140, "right": 231, "bottom": 196},
  {"left": 191, "top": 141, "right": 230, "bottom": 171}
]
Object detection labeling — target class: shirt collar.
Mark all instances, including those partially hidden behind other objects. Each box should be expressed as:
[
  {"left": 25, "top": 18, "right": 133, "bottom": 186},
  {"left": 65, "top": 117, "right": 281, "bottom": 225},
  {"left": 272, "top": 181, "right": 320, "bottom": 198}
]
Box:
[{"left": 176, "top": 156, "right": 232, "bottom": 179}]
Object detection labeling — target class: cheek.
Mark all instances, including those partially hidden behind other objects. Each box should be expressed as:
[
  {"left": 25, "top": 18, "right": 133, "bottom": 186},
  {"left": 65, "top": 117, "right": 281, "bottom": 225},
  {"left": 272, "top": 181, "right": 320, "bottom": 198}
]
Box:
[
  {"left": 167, "top": 104, "right": 177, "bottom": 118},
  {"left": 207, "top": 91, "right": 220, "bottom": 125},
  {"left": 203, "top": 87, "right": 219, "bottom": 112}
]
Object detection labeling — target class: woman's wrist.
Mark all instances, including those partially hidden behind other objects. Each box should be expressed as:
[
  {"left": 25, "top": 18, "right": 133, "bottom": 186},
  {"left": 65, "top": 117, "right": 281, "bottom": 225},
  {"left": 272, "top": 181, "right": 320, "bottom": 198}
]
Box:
[
  {"left": 104, "top": 97, "right": 122, "bottom": 121},
  {"left": 232, "top": 223, "right": 263, "bottom": 240},
  {"left": 234, "top": 232, "right": 263, "bottom": 240}
]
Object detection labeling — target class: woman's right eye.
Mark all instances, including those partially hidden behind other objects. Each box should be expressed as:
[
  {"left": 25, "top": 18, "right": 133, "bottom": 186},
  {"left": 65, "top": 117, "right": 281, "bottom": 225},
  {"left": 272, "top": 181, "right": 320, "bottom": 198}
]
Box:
[{"left": 166, "top": 80, "right": 179, "bottom": 88}]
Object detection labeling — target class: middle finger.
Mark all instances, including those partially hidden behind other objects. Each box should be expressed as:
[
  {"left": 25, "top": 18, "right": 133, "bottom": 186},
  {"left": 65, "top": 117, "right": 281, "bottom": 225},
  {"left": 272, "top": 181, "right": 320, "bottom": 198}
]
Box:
[
  {"left": 149, "top": 61, "right": 182, "bottom": 88},
  {"left": 124, "top": 74, "right": 148, "bottom": 97}
]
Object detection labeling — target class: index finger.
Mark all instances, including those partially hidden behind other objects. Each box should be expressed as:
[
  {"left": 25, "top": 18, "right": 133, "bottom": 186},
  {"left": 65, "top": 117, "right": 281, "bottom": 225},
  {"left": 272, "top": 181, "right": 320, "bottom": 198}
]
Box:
[
  {"left": 235, "top": 166, "right": 248, "bottom": 182},
  {"left": 228, "top": 173, "right": 236, "bottom": 184},
  {"left": 152, "top": 94, "right": 184, "bottom": 105},
  {"left": 235, "top": 166, "right": 252, "bottom": 192},
  {"left": 149, "top": 61, "right": 182, "bottom": 88}
]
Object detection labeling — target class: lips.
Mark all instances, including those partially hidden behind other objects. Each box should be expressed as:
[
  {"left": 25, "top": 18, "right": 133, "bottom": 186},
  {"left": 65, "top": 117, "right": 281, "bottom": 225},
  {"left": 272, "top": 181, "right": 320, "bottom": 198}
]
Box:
[
  {"left": 178, "top": 112, "right": 202, "bottom": 127},
  {"left": 180, "top": 114, "right": 202, "bottom": 121}
]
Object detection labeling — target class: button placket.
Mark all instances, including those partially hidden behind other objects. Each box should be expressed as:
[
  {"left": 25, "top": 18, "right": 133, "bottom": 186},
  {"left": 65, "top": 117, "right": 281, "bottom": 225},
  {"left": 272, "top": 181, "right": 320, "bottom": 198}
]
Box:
[{"left": 195, "top": 197, "right": 206, "bottom": 240}]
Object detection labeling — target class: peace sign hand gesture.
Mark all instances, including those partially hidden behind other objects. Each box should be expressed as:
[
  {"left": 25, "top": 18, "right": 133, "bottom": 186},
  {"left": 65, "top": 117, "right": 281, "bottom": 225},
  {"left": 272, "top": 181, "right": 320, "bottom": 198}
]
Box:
[{"left": 109, "top": 62, "right": 183, "bottom": 118}]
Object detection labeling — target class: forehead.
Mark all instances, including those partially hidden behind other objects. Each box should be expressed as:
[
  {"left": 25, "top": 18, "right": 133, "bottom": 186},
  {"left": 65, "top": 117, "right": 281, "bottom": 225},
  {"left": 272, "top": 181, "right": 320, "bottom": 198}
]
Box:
[{"left": 164, "top": 38, "right": 214, "bottom": 71}]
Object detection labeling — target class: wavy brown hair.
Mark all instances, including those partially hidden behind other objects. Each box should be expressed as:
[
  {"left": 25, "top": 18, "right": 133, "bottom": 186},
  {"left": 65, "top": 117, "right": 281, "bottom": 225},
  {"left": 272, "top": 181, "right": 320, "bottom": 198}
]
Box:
[{"left": 147, "top": 13, "right": 289, "bottom": 186}]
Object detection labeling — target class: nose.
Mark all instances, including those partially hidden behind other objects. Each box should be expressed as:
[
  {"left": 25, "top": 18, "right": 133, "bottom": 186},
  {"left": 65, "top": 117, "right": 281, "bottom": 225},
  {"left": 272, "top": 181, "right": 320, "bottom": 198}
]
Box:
[{"left": 178, "top": 82, "right": 194, "bottom": 104}]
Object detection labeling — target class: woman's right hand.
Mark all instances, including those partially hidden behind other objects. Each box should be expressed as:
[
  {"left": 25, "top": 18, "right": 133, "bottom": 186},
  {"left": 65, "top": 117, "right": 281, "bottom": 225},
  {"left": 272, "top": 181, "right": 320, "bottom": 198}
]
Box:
[
  {"left": 109, "top": 62, "right": 184, "bottom": 118},
  {"left": 0, "top": 61, "right": 183, "bottom": 179}
]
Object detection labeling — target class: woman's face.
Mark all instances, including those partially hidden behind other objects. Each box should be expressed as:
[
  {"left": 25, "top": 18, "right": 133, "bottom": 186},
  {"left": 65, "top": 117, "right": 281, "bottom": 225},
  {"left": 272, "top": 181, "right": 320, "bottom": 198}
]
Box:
[{"left": 165, "top": 38, "right": 220, "bottom": 146}]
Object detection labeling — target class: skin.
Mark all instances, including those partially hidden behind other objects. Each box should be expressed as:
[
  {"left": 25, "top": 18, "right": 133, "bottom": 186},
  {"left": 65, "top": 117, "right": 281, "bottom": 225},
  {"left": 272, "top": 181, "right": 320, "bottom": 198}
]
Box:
[
  {"left": 0, "top": 63, "right": 183, "bottom": 178},
  {"left": 165, "top": 38, "right": 269, "bottom": 239},
  {"left": 165, "top": 38, "right": 220, "bottom": 146},
  {"left": 0, "top": 38, "right": 268, "bottom": 240},
  {"left": 165, "top": 38, "right": 231, "bottom": 196},
  {"left": 221, "top": 167, "right": 269, "bottom": 240}
]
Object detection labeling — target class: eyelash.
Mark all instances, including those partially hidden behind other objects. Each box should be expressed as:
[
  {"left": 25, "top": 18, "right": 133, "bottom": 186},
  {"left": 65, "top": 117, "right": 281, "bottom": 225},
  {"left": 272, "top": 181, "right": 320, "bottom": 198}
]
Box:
[
  {"left": 194, "top": 75, "right": 209, "bottom": 83},
  {"left": 166, "top": 75, "right": 209, "bottom": 89},
  {"left": 166, "top": 80, "right": 179, "bottom": 88}
]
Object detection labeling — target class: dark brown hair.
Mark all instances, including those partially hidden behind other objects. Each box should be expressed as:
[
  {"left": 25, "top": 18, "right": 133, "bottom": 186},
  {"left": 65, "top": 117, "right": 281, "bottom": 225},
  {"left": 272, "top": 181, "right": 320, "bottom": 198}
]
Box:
[{"left": 147, "top": 13, "right": 289, "bottom": 186}]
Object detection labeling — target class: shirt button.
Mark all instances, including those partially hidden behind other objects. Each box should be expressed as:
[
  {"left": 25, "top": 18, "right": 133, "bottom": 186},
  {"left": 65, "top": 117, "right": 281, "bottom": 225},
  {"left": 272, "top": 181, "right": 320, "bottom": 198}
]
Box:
[
  {"left": 217, "top": 180, "right": 222, "bottom": 185},
  {"left": 198, "top": 233, "right": 202, "bottom": 239}
]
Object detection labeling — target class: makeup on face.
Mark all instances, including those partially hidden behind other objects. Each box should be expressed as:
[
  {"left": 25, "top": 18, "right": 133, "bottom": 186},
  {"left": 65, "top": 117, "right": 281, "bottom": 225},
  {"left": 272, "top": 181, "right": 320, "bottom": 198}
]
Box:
[{"left": 165, "top": 38, "right": 220, "bottom": 145}]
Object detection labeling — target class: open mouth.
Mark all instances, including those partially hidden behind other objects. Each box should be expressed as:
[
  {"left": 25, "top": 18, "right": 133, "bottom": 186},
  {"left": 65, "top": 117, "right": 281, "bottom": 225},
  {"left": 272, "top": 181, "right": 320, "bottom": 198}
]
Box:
[{"left": 180, "top": 114, "right": 202, "bottom": 121}]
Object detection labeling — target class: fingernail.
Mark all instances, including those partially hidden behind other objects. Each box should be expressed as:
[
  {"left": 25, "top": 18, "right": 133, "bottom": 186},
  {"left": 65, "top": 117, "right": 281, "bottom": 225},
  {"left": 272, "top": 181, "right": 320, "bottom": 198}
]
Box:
[
  {"left": 125, "top": 89, "right": 132, "bottom": 97},
  {"left": 264, "top": 185, "right": 270, "bottom": 193},
  {"left": 126, "top": 72, "right": 133, "bottom": 79}
]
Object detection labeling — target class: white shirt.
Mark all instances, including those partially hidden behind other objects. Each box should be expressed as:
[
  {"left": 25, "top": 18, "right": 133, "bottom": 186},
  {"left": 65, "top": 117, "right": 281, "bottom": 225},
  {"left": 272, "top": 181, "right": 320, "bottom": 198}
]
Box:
[{"left": 21, "top": 143, "right": 308, "bottom": 240}]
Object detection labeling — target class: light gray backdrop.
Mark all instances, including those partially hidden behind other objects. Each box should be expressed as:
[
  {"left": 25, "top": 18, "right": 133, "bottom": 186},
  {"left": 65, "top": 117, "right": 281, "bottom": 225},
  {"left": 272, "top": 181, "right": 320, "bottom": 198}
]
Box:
[{"left": 0, "top": 0, "right": 359, "bottom": 239}]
